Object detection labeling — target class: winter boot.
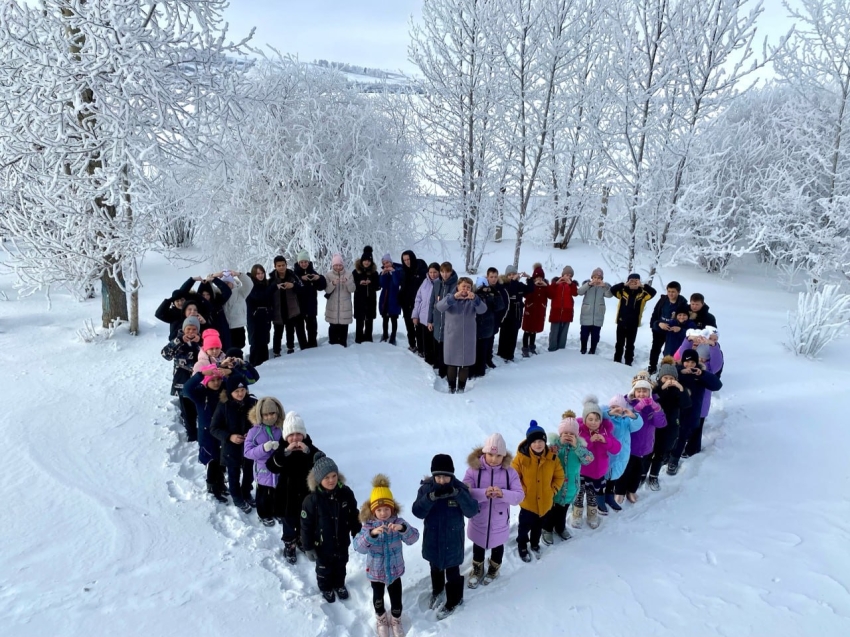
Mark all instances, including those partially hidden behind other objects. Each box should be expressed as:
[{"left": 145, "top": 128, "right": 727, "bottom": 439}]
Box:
[
  {"left": 389, "top": 614, "right": 405, "bottom": 637},
  {"left": 283, "top": 540, "right": 297, "bottom": 565},
  {"left": 482, "top": 560, "right": 501, "bottom": 585},
  {"left": 666, "top": 459, "right": 680, "bottom": 475},
  {"left": 647, "top": 475, "right": 661, "bottom": 491},
  {"left": 570, "top": 505, "right": 584, "bottom": 529},
  {"left": 437, "top": 579, "right": 464, "bottom": 620},
  {"left": 428, "top": 591, "right": 444, "bottom": 610},
  {"left": 380, "top": 333, "right": 388, "bottom": 343},
  {"left": 541, "top": 530, "right": 554, "bottom": 545},
  {"left": 530, "top": 344, "right": 538, "bottom": 355},
  {"left": 597, "top": 498, "right": 609, "bottom": 516},
  {"left": 518, "top": 545, "right": 532, "bottom": 563},
  {"left": 436, "top": 599, "right": 462, "bottom": 620},
  {"left": 605, "top": 493, "right": 622, "bottom": 511},
  {"left": 234, "top": 498, "right": 252, "bottom": 514},
  {"left": 335, "top": 586, "right": 350, "bottom": 600},
  {"left": 389, "top": 335, "right": 397, "bottom": 346},
  {"left": 244, "top": 493, "right": 257, "bottom": 508},
  {"left": 556, "top": 529, "right": 572, "bottom": 541},
  {"left": 529, "top": 545, "right": 541, "bottom": 559},
  {"left": 587, "top": 505, "right": 600, "bottom": 529},
  {"left": 376, "top": 612, "right": 390, "bottom": 637},
  {"left": 321, "top": 589, "right": 336, "bottom": 603},
  {"left": 521, "top": 347, "right": 530, "bottom": 358},
  {"left": 589, "top": 346, "right": 597, "bottom": 355},
  {"left": 206, "top": 481, "right": 228, "bottom": 504},
  {"left": 467, "top": 561, "right": 485, "bottom": 589},
  {"left": 260, "top": 517, "right": 276, "bottom": 527}
]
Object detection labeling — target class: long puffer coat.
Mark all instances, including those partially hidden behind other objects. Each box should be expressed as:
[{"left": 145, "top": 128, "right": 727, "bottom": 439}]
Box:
[
  {"left": 435, "top": 293, "right": 487, "bottom": 366},
  {"left": 412, "top": 476, "right": 478, "bottom": 570},
  {"left": 324, "top": 268, "right": 356, "bottom": 325}
]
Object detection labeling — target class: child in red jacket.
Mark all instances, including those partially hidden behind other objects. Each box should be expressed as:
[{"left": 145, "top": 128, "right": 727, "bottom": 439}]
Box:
[
  {"left": 547, "top": 266, "right": 579, "bottom": 352},
  {"left": 521, "top": 264, "right": 549, "bottom": 357}
]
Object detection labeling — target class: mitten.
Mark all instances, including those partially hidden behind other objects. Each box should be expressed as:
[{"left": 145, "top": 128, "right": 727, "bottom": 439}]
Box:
[
  {"left": 635, "top": 397, "right": 652, "bottom": 411},
  {"left": 263, "top": 440, "right": 279, "bottom": 452}
]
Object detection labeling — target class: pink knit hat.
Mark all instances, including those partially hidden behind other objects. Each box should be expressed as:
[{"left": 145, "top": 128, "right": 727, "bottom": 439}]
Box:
[
  {"left": 200, "top": 364, "right": 223, "bottom": 386},
  {"left": 558, "top": 411, "right": 579, "bottom": 436},
  {"left": 332, "top": 253, "right": 344, "bottom": 267},
  {"left": 202, "top": 329, "right": 222, "bottom": 350},
  {"left": 482, "top": 433, "right": 507, "bottom": 456},
  {"left": 609, "top": 394, "right": 630, "bottom": 410}
]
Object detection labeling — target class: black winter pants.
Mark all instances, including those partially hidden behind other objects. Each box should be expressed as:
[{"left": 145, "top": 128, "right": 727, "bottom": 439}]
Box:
[
  {"left": 225, "top": 457, "right": 254, "bottom": 503},
  {"left": 430, "top": 564, "right": 463, "bottom": 608},
  {"left": 516, "top": 508, "right": 544, "bottom": 549},
  {"left": 614, "top": 322, "right": 639, "bottom": 365},
  {"left": 316, "top": 556, "right": 348, "bottom": 592},
  {"left": 580, "top": 325, "right": 601, "bottom": 354},
  {"left": 328, "top": 324, "right": 349, "bottom": 347},
  {"left": 497, "top": 323, "right": 520, "bottom": 360},
  {"left": 255, "top": 485, "right": 277, "bottom": 521},
  {"left": 417, "top": 323, "right": 435, "bottom": 363},
  {"left": 542, "top": 503, "right": 570, "bottom": 534},
  {"left": 229, "top": 326, "right": 246, "bottom": 350},
  {"left": 296, "top": 315, "right": 318, "bottom": 348},
  {"left": 402, "top": 307, "right": 417, "bottom": 348},
  {"left": 649, "top": 418, "right": 680, "bottom": 476},
  {"left": 472, "top": 543, "right": 505, "bottom": 565},
  {"left": 615, "top": 454, "right": 647, "bottom": 495},
  {"left": 249, "top": 315, "right": 271, "bottom": 366},
  {"left": 355, "top": 317, "right": 374, "bottom": 343},
  {"left": 685, "top": 417, "right": 706, "bottom": 456},
  {"left": 372, "top": 578, "right": 403, "bottom": 616},
  {"left": 649, "top": 329, "right": 666, "bottom": 371},
  {"left": 178, "top": 396, "right": 198, "bottom": 441},
  {"left": 381, "top": 315, "right": 398, "bottom": 341}
]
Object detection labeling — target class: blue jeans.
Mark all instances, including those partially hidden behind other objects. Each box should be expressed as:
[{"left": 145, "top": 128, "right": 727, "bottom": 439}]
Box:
[{"left": 548, "top": 322, "right": 570, "bottom": 351}]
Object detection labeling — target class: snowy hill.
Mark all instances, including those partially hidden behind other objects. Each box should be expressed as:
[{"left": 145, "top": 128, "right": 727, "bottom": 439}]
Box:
[{"left": 1, "top": 240, "right": 849, "bottom": 636}]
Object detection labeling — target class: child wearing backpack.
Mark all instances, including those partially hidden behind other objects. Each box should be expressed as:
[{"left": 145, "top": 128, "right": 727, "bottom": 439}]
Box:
[
  {"left": 353, "top": 475, "right": 420, "bottom": 637},
  {"left": 511, "top": 421, "right": 565, "bottom": 562},
  {"left": 462, "top": 434, "right": 523, "bottom": 587}
]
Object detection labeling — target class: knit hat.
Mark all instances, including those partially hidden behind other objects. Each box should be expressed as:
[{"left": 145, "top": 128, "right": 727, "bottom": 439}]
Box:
[
  {"left": 525, "top": 419, "right": 546, "bottom": 444},
  {"left": 225, "top": 347, "right": 243, "bottom": 359},
  {"left": 360, "top": 246, "right": 374, "bottom": 263},
  {"left": 381, "top": 252, "right": 392, "bottom": 264},
  {"left": 296, "top": 250, "right": 310, "bottom": 262},
  {"left": 505, "top": 264, "right": 518, "bottom": 276},
  {"left": 627, "top": 273, "right": 641, "bottom": 281},
  {"left": 531, "top": 264, "right": 545, "bottom": 279},
  {"left": 658, "top": 356, "right": 678, "bottom": 380},
  {"left": 202, "top": 329, "right": 222, "bottom": 350},
  {"left": 282, "top": 411, "right": 307, "bottom": 438},
  {"left": 171, "top": 289, "right": 185, "bottom": 301},
  {"left": 331, "top": 253, "right": 344, "bottom": 267},
  {"left": 225, "top": 375, "right": 247, "bottom": 394},
  {"left": 582, "top": 395, "right": 602, "bottom": 420},
  {"left": 200, "top": 364, "right": 223, "bottom": 387},
  {"left": 312, "top": 452, "right": 339, "bottom": 484},
  {"left": 681, "top": 348, "right": 700, "bottom": 364},
  {"left": 182, "top": 316, "right": 201, "bottom": 332},
  {"left": 632, "top": 370, "right": 651, "bottom": 384},
  {"left": 260, "top": 396, "right": 282, "bottom": 415},
  {"left": 632, "top": 379, "right": 653, "bottom": 393},
  {"left": 369, "top": 474, "right": 396, "bottom": 512},
  {"left": 675, "top": 307, "right": 690, "bottom": 317},
  {"left": 482, "top": 433, "right": 507, "bottom": 456},
  {"left": 558, "top": 410, "right": 578, "bottom": 436},
  {"left": 220, "top": 270, "right": 236, "bottom": 286},
  {"left": 561, "top": 265, "right": 574, "bottom": 278},
  {"left": 591, "top": 267, "right": 604, "bottom": 278},
  {"left": 609, "top": 394, "right": 630, "bottom": 410},
  {"left": 430, "top": 453, "right": 455, "bottom": 476}
]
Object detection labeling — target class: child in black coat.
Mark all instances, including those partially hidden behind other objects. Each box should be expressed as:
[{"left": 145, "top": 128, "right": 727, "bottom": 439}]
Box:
[
  {"left": 210, "top": 376, "right": 258, "bottom": 512},
  {"left": 161, "top": 316, "right": 202, "bottom": 441},
  {"left": 301, "top": 453, "right": 361, "bottom": 604}
]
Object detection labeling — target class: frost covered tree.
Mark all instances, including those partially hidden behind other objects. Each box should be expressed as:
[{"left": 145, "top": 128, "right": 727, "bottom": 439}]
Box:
[
  {"left": 0, "top": 0, "right": 249, "bottom": 331},
  {"left": 192, "top": 59, "right": 417, "bottom": 269},
  {"left": 409, "top": 0, "right": 501, "bottom": 273}
]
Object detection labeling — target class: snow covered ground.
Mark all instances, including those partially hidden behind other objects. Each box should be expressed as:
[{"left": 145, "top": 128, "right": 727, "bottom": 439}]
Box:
[{"left": 2, "top": 241, "right": 849, "bottom": 636}]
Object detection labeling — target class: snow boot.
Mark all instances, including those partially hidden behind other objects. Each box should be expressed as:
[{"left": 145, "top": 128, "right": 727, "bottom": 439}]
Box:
[
  {"left": 380, "top": 334, "right": 388, "bottom": 343},
  {"left": 570, "top": 505, "right": 584, "bottom": 529},
  {"left": 482, "top": 560, "right": 501, "bottom": 585},
  {"left": 436, "top": 599, "right": 462, "bottom": 620},
  {"left": 206, "top": 481, "right": 228, "bottom": 504},
  {"left": 260, "top": 517, "right": 276, "bottom": 527},
  {"left": 467, "top": 561, "right": 485, "bottom": 589},
  {"left": 389, "top": 335, "right": 397, "bottom": 346},
  {"left": 376, "top": 612, "right": 390, "bottom": 637},
  {"left": 322, "top": 589, "right": 336, "bottom": 603},
  {"left": 541, "top": 530, "right": 554, "bottom": 545},
  {"left": 530, "top": 344, "right": 538, "bottom": 355},
  {"left": 666, "top": 459, "right": 680, "bottom": 475},
  {"left": 335, "top": 586, "right": 350, "bottom": 600},
  {"left": 597, "top": 498, "right": 609, "bottom": 516},
  {"left": 605, "top": 493, "right": 622, "bottom": 511},
  {"left": 587, "top": 505, "right": 600, "bottom": 529},
  {"left": 234, "top": 498, "right": 252, "bottom": 514},
  {"left": 556, "top": 529, "right": 572, "bottom": 541},
  {"left": 530, "top": 545, "right": 541, "bottom": 560},
  {"left": 283, "top": 540, "right": 297, "bottom": 564},
  {"left": 389, "top": 614, "right": 405, "bottom": 637},
  {"left": 437, "top": 580, "right": 463, "bottom": 620},
  {"left": 521, "top": 347, "right": 530, "bottom": 358},
  {"left": 518, "top": 545, "right": 532, "bottom": 563},
  {"left": 244, "top": 493, "right": 257, "bottom": 508},
  {"left": 428, "top": 591, "right": 444, "bottom": 610},
  {"left": 647, "top": 475, "right": 661, "bottom": 491}
]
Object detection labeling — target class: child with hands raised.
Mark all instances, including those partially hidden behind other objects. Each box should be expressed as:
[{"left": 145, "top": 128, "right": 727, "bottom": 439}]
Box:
[
  {"left": 573, "top": 397, "right": 621, "bottom": 529},
  {"left": 243, "top": 397, "right": 285, "bottom": 527}
]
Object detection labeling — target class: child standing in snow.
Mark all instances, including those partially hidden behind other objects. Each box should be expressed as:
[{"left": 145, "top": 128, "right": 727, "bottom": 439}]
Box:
[
  {"left": 617, "top": 377, "right": 667, "bottom": 503},
  {"left": 521, "top": 264, "right": 549, "bottom": 357},
  {"left": 210, "top": 376, "right": 258, "bottom": 513},
  {"left": 664, "top": 308, "right": 695, "bottom": 356},
  {"left": 182, "top": 364, "right": 228, "bottom": 503},
  {"left": 576, "top": 267, "right": 612, "bottom": 355},
  {"left": 412, "top": 263, "right": 440, "bottom": 364},
  {"left": 353, "top": 475, "right": 420, "bottom": 637},
  {"left": 243, "top": 397, "right": 285, "bottom": 526},
  {"left": 354, "top": 247, "right": 380, "bottom": 344},
  {"left": 325, "top": 254, "right": 356, "bottom": 347},
  {"left": 546, "top": 266, "right": 579, "bottom": 352},
  {"left": 542, "top": 412, "right": 593, "bottom": 541},
  {"left": 379, "top": 253, "right": 404, "bottom": 345},
  {"left": 573, "top": 397, "right": 622, "bottom": 529},
  {"left": 600, "top": 396, "right": 643, "bottom": 513},
  {"left": 301, "top": 453, "right": 361, "bottom": 604},
  {"left": 160, "top": 316, "right": 202, "bottom": 441},
  {"left": 435, "top": 277, "right": 486, "bottom": 394},
  {"left": 462, "top": 434, "right": 523, "bottom": 587},
  {"left": 511, "top": 421, "right": 565, "bottom": 562},
  {"left": 647, "top": 357, "right": 689, "bottom": 490},
  {"left": 412, "top": 454, "right": 478, "bottom": 620}
]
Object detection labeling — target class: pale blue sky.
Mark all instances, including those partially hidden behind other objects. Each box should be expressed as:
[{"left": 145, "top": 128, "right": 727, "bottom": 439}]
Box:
[{"left": 222, "top": 0, "right": 798, "bottom": 75}]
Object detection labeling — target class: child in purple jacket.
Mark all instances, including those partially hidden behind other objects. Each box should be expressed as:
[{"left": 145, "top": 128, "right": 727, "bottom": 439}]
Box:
[
  {"left": 242, "top": 396, "right": 285, "bottom": 527},
  {"left": 354, "top": 475, "right": 419, "bottom": 637},
  {"left": 462, "top": 433, "right": 523, "bottom": 588},
  {"left": 616, "top": 375, "right": 667, "bottom": 504}
]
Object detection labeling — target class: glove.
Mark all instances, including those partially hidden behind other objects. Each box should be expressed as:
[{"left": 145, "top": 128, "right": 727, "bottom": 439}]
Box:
[
  {"left": 635, "top": 397, "right": 652, "bottom": 411},
  {"left": 263, "top": 440, "right": 279, "bottom": 452},
  {"left": 305, "top": 549, "right": 317, "bottom": 562},
  {"left": 434, "top": 483, "right": 454, "bottom": 497}
]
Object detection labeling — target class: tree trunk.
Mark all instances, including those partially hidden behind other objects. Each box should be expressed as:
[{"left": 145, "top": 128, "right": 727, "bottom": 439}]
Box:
[
  {"left": 598, "top": 185, "right": 609, "bottom": 241},
  {"left": 101, "top": 267, "right": 128, "bottom": 328}
]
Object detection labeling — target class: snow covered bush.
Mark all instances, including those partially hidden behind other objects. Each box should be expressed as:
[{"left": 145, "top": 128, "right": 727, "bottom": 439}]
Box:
[{"left": 786, "top": 285, "right": 850, "bottom": 358}]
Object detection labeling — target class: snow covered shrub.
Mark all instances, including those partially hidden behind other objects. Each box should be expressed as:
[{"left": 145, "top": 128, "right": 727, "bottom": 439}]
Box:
[
  {"left": 786, "top": 285, "right": 850, "bottom": 358},
  {"left": 76, "top": 318, "right": 123, "bottom": 344}
]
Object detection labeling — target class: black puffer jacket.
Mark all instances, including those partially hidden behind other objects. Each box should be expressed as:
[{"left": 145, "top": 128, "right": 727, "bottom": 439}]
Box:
[
  {"left": 266, "top": 435, "right": 323, "bottom": 519},
  {"left": 353, "top": 260, "right": 380, "bottom": 320},
  {"left": 293, "top": 262, "right": 327, "bottom": 317},
  {"left": 301, "top": 473, "right": 361, "bottom": 560},
  {"left": 210, "top": 394, "right": 258, "bottom": 465},
  {"left": 399, "top": 250, "right": 428, "bottom": 312}
]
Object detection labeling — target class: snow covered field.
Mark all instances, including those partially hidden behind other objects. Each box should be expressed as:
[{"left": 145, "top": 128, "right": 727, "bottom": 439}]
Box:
[{"left": 2, "top": 241, "right": 849, "bottom": 637}]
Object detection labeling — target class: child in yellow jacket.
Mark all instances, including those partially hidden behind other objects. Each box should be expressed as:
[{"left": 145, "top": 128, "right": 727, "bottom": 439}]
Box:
[{"left": 511, "top": 420, "right": 565, "bottom": 562}]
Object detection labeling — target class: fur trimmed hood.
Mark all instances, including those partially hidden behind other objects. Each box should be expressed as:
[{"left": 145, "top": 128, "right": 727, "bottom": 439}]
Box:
[
  {"left": 466, "top": 447, "right": 514, "bottom": 470},
  {"left": 248, "top": 397, "right": 284, "bottom": 428},
  {"left": 355, "top": 259, "right": 377, "bottom": 274}
]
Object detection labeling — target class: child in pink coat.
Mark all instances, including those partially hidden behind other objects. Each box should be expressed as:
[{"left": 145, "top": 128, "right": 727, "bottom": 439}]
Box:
[{"left": 572, "top": 396, "right": 621, "bottom": 530}]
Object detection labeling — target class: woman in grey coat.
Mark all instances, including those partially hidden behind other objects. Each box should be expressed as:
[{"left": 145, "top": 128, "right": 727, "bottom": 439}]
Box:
[
  {"left": 576, "top": 267, "right": 612, "bottom": 355},
  {"left": 435, "top": 277, "right": 486, "bottom": 394}
]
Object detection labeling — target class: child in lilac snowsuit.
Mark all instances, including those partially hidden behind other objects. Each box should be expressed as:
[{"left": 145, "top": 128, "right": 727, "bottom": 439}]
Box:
[
  {"left": 243, "top": 396, "right": 285, "bottom": 526},
  {"left": 353, "top": 475, "right": 420, "bottom": 637},
  {"left": 462, "top": 433, "right": 523, "bottom": 588}
]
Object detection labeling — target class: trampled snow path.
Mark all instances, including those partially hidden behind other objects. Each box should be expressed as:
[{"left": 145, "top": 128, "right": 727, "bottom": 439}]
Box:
[{"left": 2, "top": 245, "right": 850, "bottom": 636}]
